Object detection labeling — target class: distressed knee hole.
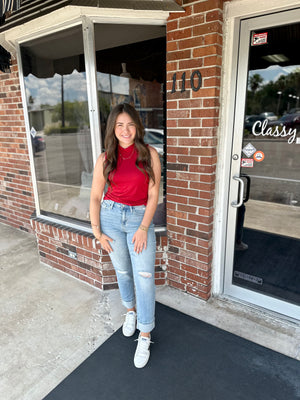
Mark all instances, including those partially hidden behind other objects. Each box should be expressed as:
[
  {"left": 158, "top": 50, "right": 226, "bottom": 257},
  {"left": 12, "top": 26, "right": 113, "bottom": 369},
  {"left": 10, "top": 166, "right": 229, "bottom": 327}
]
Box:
[
  {"left": 138, "top": 272, "right": 152, "bottom": 278},
  {"left": 117, "top": 270, "right": 128, "bottom": 275}
]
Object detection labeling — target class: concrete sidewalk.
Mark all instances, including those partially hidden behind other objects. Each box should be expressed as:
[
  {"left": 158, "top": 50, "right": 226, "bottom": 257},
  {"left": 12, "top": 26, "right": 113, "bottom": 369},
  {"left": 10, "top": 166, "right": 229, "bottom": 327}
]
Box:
[
  {"left": 1, "top": 222, "right": 299, "bottom": 400},
  {"left": 0, "top": 223, "right": 124, "bottom": 400}
]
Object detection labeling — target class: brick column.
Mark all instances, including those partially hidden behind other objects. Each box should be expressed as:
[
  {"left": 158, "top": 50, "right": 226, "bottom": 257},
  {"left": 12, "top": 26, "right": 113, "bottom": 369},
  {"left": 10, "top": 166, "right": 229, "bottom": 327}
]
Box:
[
  {"left": 0, "top": 60, "right": 35, "bottom": 231},
  {"left": 166, "top": 0, "right": 224, "bottom": 299}
]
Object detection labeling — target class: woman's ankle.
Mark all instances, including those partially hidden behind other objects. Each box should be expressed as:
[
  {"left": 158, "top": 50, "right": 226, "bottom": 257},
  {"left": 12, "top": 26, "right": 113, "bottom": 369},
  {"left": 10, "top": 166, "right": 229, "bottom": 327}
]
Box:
[{"left": 140, "top": 332, "right": 150, "bottom": 338}]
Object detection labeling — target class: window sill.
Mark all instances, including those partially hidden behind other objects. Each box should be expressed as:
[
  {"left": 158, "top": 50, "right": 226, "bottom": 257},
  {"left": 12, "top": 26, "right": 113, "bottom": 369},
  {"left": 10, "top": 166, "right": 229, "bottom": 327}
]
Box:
[{"left": 31, "top": 212, "right": 167, "bottom": 238}]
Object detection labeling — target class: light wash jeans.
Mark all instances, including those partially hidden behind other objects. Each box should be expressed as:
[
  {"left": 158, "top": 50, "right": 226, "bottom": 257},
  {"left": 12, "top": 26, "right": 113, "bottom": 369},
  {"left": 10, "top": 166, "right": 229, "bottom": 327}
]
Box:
[{"left": 100, "top": 199, "right": 156, "bottom": 333}]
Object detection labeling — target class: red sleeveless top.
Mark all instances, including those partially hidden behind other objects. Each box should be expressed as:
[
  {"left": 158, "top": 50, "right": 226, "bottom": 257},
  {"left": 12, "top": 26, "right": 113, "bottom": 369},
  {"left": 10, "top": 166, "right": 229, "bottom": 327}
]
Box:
[{"left": 104, "top": 144, "right": 149, "bottom": 206}]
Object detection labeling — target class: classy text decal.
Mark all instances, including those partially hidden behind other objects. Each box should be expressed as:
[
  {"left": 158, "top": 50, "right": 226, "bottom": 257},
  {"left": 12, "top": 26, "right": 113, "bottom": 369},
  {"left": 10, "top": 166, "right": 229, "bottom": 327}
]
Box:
[{"left": 252, "top": 119, "right": 297, "bottom": 144}]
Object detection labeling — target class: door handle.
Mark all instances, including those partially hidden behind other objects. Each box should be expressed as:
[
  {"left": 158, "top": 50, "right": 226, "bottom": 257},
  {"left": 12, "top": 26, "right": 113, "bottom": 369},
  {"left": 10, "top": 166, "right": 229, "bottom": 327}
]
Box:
[
  {"left": 231, "top": 175, "right": 245, "bottom": 208},
  {"left": 240, "top": 174, "right": 251, "bottom": 203}
]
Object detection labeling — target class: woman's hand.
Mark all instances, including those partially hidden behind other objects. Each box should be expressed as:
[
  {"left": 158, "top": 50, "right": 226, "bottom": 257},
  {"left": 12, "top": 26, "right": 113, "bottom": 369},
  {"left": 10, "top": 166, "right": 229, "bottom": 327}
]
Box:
[
  {"left": 96, "top": 232, "right": 113, "bottom": 253},
  {"left": 132, "top": 229, "right": 148, "bottom": 254}
]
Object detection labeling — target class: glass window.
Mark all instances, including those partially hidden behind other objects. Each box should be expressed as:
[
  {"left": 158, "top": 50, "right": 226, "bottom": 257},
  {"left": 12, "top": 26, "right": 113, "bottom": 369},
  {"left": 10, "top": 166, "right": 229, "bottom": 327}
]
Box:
[
  {"left": 21, "top": 26, "right": 93, "bottom": 222},
  {"left": 95, "top": 23, "right": 166, "bottom": 227},
  {"left": 233, "top": 22, "right": 300, "bottom": 305},
  {"left": 20, "top": 23, "right": 166, "bottom": 228}
]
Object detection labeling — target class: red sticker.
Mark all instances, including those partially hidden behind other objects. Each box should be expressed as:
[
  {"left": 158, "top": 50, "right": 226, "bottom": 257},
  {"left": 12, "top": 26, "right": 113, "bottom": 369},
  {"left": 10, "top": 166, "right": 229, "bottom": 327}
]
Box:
[
  {"left": 253, "top": 151, "right": 265, "bottom": 162},
  {"left": 241, "top": 158, "right": 254, "bottom": 168},
  {"left": 252, "top": 32, "right": 268, "bottom": 46}
]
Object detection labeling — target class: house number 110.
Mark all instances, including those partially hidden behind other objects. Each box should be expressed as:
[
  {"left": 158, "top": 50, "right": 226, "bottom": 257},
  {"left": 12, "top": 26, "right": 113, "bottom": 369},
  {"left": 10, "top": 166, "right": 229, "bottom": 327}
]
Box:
[{"left": 171, "top": 70, "right": 202, "bottom": 93}]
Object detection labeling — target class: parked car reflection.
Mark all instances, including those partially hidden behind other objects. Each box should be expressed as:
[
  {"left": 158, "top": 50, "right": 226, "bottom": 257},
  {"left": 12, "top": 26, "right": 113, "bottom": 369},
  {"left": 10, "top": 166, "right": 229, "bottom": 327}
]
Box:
[
  {"left": 31, "top": 134, "right": 46, "bottom": 156},
  {"left": 244, "top": 115, "right": 266, "bottom": 132},
  {"left": 259, "top": 112, "right": 278, "bottom": 121},
  {"left": 268, "top": 113, "right": 300, "bottom": 130},
  {"left": 144, "top": 128, "right": 164, "bottom": 174},
  {"left": 144, "top": 128, "right": 164, "bottom": 156}
]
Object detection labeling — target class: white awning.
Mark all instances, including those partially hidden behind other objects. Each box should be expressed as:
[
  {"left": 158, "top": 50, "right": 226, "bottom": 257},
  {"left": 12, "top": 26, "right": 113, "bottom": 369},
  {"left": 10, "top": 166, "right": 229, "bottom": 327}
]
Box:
[{"left": 0, "top": 0, "right": 184, "bottom": 32}]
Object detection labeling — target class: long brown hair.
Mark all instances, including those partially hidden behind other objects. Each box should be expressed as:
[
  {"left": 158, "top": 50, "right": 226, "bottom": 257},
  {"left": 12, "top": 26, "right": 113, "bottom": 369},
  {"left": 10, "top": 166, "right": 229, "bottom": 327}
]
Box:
[{"left": 103, "top": 103, "right": 155, "bottom": 186}]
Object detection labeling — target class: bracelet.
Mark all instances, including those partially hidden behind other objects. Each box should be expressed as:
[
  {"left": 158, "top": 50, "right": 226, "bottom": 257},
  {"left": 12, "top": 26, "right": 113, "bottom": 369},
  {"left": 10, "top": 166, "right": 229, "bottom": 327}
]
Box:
[{"left": 139, "top": 224, "right": 149, "bottom": 232}]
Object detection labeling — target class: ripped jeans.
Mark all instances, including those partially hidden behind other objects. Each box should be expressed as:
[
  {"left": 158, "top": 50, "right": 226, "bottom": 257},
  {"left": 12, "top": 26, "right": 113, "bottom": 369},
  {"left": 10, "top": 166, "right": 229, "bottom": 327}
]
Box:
[{"left": 100, "top": 200, "right": 156, "bottom": 333}]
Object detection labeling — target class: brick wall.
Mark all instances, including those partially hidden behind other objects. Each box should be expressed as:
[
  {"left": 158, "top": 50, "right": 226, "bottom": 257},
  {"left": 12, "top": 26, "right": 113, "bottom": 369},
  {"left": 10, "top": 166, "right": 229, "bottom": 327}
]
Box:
[
  {"left": 31, "top": 218, "right": 168, "bottom": 290},
  {"left": 0, "top": 59, "right": 35, "bottom": 232},
  {"left": 166, "top": 0, "right": 224, "bottom": 299}
]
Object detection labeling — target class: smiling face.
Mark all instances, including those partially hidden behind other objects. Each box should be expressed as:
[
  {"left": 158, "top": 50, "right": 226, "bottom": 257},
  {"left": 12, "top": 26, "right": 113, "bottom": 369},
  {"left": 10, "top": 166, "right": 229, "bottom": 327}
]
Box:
[{"left": 114, "top": 112, "right": 137, "bottom": 148}]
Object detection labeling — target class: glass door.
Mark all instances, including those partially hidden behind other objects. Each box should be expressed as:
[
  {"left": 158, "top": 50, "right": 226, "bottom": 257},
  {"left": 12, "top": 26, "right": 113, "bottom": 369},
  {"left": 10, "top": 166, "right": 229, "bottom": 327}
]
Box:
[{"left": 224, "top": 9, "right": 300, "bottom": 319}]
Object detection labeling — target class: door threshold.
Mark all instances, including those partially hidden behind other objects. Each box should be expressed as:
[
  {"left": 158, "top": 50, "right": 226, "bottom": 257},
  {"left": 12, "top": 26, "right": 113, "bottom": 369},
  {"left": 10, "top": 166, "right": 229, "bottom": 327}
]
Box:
[{"left": 218, "top": 294, "right": 300, "bottom": 327}]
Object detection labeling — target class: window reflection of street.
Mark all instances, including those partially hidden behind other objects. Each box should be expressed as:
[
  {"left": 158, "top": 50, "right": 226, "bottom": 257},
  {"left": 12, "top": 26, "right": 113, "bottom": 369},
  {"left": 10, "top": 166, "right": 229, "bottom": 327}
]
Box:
[
  {"left": 34, "top": 130, "right": 92, "bottom": 221},
  {"left": 241, "top": 137, "right": 299, "bottom": 238}
]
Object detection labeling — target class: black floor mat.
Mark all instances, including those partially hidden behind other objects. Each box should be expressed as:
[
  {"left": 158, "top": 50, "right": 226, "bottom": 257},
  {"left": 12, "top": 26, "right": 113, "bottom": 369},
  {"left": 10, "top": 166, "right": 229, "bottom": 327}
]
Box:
[
  {"left": 44, "top": 303, "right": 300, "bottom": 400},
  {"left": 234, "top": 228, "right": 300, "bottom": 304}
]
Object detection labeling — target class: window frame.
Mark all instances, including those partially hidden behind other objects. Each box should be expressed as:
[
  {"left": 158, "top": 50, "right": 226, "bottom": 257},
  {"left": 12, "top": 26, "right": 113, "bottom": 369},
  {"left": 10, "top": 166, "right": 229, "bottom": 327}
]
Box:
[{"left": 16, "top": 13, "right": 167, "bottom": 233}]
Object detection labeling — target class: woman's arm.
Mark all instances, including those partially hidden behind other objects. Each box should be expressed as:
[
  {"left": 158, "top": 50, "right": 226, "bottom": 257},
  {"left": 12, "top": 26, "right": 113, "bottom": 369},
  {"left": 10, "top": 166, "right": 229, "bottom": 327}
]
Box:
[
  {"left": 89, "top": 153, "right": 113, "bottom": 253},
  {"left": 132, "top": 146, "right": 161, "bottom": 253}
]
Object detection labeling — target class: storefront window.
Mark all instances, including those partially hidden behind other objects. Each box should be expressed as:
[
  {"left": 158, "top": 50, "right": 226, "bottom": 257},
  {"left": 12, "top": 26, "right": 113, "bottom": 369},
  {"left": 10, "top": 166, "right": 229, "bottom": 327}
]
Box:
[
  {"left": 95, "top": 23, "right": 166, "bottom": 226},
  {"left": 20, "top": 23, "right": 166, "bottom": 227},
  {"left": 21, "top": 25, "right": 93, "bottom": 222}
]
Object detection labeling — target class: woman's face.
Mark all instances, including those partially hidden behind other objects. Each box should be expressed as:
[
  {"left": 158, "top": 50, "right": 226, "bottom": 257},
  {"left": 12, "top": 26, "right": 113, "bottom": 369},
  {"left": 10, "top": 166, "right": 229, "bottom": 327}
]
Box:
[{"left": 114, "top": 112, "right": 137, "bottom": 148}]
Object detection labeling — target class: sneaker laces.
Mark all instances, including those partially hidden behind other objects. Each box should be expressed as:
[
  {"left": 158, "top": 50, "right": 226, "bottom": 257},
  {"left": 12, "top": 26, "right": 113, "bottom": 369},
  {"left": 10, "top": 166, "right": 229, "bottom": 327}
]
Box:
[{"left": 135, "top": 335, "right": 153, "bottom": 355}]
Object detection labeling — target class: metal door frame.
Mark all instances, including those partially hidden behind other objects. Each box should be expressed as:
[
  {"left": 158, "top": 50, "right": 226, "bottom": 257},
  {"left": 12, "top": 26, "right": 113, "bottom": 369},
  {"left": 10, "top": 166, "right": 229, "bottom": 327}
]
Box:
[{"left": 222, "top": 8, "right": 300, "bottom": 320}]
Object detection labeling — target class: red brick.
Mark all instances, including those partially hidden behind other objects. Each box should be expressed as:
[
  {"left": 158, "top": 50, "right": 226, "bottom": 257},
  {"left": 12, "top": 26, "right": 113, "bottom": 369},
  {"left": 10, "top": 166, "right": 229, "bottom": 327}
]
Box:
[
  {"left": 178, "top": 155, "right": 199, "bottom": 164},
  {"left": 193, "top": 45, "right": 219, "bottom": 58},
  {"left": 190, "top": 147, "right": 215, "bottom": 156},
  {"left": 206, "top": 10, "right": 223, "bottom": 22},
  {"left": 178, "top": 36, "right": 204, "bottom": 50},
  {"left": 167, "top": 128, "right": 190, "bottom": 137},
  {"left": 193, "top": 21, "right": 222, "bottom": 36},
  {"left": 203, "top": 55, "right": 222, "bottom": 67},
  {"left": 191, "top": 108, "right": 218, "bottom": 118},
  {"left": 193, "top": 0, "right": 223, "bottom": 13},
  {"left": 167, "top": 28, "right": 192, "bottom": 41},
  {"left": 168, "top": 179, "right": 189, "bottom": 188},
  {"left": 177, "top": 218, "right": 197, "bottom": 229},
  {"left": 167, "top": 41, "right": 178, "bottom": 52},
  {"left": 167, "top": 61, "right": 178, "bottom": 72},
  {"left": 167, "top": 20, "right": 178, "bottom": 31},
  {"left": 201, "top": 66, "right": 221, "bottom": 78},
  {"left": 167, "top": 109, "right": 190, "bottom": 119},
  {"left": 179, "top": 14, "right": 205, "bottom": 28},
  {"left": 167, "top": 49, "right": 191, "bottom": 62},
  {"left": 204, "top": 33, "right": 223, "bottom": 46},
  {"left": 178, "top": 99, "right": 203, "bottom": 109},
  {"left": 178, "top": 137, "right": 201, "bottom": 146},
  {"left": 178, "top": 119, "right": 202, "bottom": 127},
  {"left": 192, "top": 89, "right": 218, "bottom": 101}
]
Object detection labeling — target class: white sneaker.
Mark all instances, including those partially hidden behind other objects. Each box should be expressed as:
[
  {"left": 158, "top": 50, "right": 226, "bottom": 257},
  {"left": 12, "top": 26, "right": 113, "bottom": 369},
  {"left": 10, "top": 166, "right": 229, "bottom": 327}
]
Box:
[
  {"left": 134, "top": 333, "right": 152, "bottom": 368},
  {"left": 122, "top": 311, "right": 137, "bottom": 337}
]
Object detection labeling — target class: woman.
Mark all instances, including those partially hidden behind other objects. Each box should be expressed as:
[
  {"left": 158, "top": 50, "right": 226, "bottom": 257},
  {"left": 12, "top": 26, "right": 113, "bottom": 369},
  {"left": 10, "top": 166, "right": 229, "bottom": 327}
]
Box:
[{"left": 89, "top": 103, "right": 161, "bottom": 368}]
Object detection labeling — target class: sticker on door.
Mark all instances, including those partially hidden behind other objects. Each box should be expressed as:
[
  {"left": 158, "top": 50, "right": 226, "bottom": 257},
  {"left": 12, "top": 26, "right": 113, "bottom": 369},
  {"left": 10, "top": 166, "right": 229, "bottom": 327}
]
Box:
[
  {"left": 241, "top": 158, "right": 254, "bottom": 168},
  {"left": 253, "top": 151, "right": 265, "bottom": 162}
]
